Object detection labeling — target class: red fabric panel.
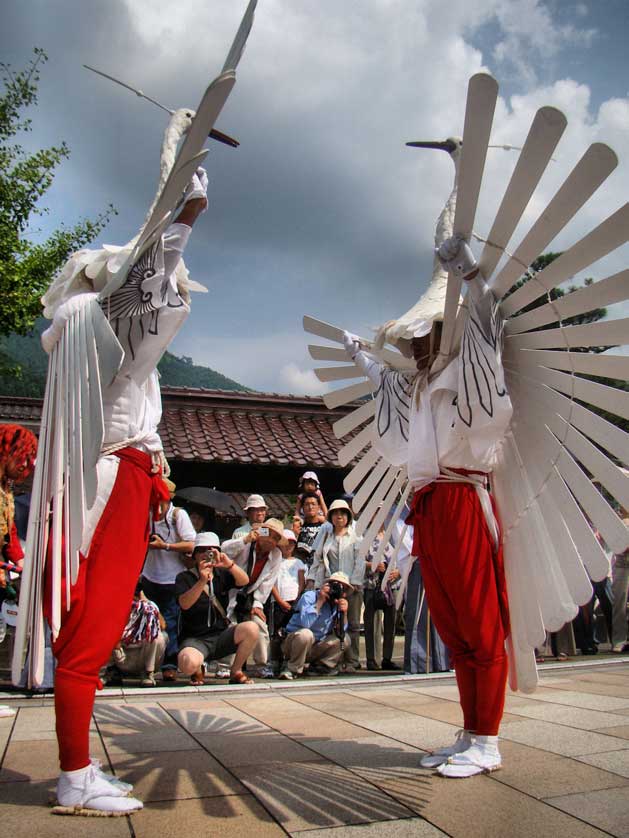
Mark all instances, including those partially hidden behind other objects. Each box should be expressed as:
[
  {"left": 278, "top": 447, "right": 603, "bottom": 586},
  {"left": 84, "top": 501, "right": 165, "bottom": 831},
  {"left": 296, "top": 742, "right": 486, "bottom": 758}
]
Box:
[
  {"left": 407, "top": 480, "right": 509, "bottom": 735},
  {"left": 52, "top": 448, "right": 153, "bottom": 771}
]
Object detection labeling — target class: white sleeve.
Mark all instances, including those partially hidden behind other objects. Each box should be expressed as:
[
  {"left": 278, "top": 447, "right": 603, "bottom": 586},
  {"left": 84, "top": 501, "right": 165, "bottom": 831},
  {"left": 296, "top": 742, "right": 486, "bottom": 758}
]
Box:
[
  {"left": 174, "top": 508, "right": 196, "bottom": 543},
  {"left": 221, "top": 538, "right": 248, "bottom": 564},
  {"left": 353, "top": 349, "right": 382, "bottom": 388}
]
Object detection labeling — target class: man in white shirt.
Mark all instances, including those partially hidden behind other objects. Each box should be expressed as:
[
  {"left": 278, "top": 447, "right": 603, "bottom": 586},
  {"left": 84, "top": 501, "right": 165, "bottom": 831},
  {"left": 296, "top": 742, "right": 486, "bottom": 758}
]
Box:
[
  {"left": 222, "top": 518, "right": 284, "bottom": 677},
  {"left": 232, "top": 493, "right": 267, "bottom": 539},
  {"left": 141, "top": 479, "right": 196, "bottom": 681}
]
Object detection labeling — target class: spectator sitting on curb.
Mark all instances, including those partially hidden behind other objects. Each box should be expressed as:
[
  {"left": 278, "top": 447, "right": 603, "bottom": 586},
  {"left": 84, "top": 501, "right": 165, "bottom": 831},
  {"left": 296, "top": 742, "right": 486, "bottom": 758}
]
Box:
[
  {"left": 279, "top": 572, "right": 351, "bottom": 680},
  {"left": 104, "top": 586, "right": 168, "bottom": 688},
  {"left": 222, "top": 519, "right": 285, "bottom": 678},
  {"left": 232, "top": 494, "right": 267, "bottom": 539},
  {"left": 176, "top": 532, "right": 259, "bottom": 685}
]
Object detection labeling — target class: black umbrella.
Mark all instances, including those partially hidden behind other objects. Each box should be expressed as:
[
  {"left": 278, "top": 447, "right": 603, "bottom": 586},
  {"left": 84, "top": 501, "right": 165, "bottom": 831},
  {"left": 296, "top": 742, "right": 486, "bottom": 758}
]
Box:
[{"left": 175, "top": 486, "right": 239, "bottom": 515}]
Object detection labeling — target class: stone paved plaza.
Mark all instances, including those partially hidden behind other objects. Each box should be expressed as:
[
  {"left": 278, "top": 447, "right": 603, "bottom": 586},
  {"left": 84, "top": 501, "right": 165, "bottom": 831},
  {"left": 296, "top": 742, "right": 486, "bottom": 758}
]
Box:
[{"left": 1, "top": 661, "right": 629, "bottom": 837}]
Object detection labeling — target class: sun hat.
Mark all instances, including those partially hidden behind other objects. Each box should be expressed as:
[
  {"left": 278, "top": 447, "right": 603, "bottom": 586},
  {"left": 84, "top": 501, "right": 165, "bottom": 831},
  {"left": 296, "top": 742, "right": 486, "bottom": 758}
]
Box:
[
  {"left": 283, "top": 528, "right": 297, "bottom": 543},
  {"left": 194, "top": 532, "right": 220, "bottom": 550},
  {"left": 325, "top": 571, "right": 354, "bottom": 592},
  {"left": 244, "top": 494, "right": 267, "bottom": 510},
  {"left": 327, "top": 498, "right": 353, "bottom": 523},
  {"left": 300, "top": 471, "right": 319, "bottom": 484},
  {"left": 261, "top": 518, "right": 285, "bottom": 541}
]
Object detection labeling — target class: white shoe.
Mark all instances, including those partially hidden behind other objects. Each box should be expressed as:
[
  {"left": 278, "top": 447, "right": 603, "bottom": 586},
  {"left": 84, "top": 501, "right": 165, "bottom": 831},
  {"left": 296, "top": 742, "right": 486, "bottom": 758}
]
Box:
[
  {"left": 437, "top": 736, "right": 501, "bottom": 778},
  {"left": 54, "top": 765, "right": 143, "bottom": 815},
  {"left": 90, "top": 758, "right": 133, "bottom": 793},
  {"left": 278, "top": 668, "right": 295, "bottom": 680},
  {"left": 420, "top": 729, "right": 474, "bottom": 768}
]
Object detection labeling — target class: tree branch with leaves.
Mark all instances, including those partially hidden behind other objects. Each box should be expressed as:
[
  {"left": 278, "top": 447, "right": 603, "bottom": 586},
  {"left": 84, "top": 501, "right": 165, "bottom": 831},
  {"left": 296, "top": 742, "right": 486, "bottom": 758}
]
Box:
[{"left": 0, "top": 48, "right": 116, "bottom": 344}]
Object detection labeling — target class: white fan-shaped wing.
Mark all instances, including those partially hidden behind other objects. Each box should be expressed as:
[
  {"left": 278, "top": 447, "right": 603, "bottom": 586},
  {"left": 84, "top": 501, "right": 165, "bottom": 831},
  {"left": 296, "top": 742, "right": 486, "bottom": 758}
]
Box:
[
  {"left": 476, "top": 99, "right": 629, "bottom": 693},
  {"left": 12, "top": 300, "right": 123, "bottom": 687},
  {"left": 302, "top": 73, "right": 629, "bottom": 694},
  {"left": 302, "top": 314, "right": 412, "bottom": 557}
]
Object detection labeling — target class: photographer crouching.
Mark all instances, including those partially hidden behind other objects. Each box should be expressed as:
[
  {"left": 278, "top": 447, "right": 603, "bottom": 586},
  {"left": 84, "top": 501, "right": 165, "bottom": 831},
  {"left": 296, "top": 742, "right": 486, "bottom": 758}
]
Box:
[
  {"left": 176, "top": 533, "right": 259, "bottom": 685},
  {"left": 278, "top": 572, "right": 352, "bottom": 680}
]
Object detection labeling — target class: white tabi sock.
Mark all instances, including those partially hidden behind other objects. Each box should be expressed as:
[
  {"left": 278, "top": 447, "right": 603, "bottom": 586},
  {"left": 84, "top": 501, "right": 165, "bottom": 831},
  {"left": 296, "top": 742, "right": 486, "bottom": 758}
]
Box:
[{"left": 420, "top": 729, "right": 474, "bottom": 768}]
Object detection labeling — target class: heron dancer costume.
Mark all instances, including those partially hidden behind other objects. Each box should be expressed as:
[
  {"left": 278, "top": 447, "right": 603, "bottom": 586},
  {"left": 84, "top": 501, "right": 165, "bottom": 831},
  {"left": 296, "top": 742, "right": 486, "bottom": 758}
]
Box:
[
  {"left": 13, "top": 1, "right": 258, "bottom": 815},
  {"left": 304, "top": 73, "right": 629, "bottom": 778}
]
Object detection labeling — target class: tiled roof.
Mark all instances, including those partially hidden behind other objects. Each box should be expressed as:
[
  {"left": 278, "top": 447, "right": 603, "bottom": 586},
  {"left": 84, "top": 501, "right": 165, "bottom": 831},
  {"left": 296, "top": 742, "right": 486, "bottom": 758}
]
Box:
[
  {"left": 0, "top": 397, "right": 42, "bottom": 427},
  {"left": 158, "top": 386, "right": 353, "bottom": 467},
  {"left": 0, "top": 389, "right": 359, "bottom": 468}
]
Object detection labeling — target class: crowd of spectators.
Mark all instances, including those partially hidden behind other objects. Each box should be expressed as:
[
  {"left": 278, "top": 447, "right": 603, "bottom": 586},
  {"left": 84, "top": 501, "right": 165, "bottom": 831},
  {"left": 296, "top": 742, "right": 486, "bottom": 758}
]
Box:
[{"left": 3, "top": 472, "right": 628, "bottom": 689}]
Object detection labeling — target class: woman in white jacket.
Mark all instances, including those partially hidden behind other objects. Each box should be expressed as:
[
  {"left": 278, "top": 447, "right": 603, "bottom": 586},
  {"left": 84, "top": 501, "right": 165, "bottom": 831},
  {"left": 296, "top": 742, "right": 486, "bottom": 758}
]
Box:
[{"left": 308, "top": 500, "right": 364, "bottom": 670}]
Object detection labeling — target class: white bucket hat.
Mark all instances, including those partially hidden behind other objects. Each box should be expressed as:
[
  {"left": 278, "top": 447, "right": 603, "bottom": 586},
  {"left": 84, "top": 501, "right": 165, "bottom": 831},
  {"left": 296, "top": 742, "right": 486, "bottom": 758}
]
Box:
[
  {"left": 244, "top": 494, "right": 267, "bottom": 510},
  {"left": 194, "top": 531, "right": 220, "bottom": 550},
  {"left": 327, "top": 498, "right": 353, "bottom": 523}
]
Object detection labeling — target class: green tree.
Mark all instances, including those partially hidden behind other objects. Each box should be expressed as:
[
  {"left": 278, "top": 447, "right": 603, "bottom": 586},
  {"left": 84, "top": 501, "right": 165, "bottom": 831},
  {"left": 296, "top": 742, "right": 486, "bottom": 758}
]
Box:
[
  {"left": 510, "top": 252, "right": 607, "bottom": 330},
  {"left": 0, "top": 48, "right": 115, "bottom": 353}
]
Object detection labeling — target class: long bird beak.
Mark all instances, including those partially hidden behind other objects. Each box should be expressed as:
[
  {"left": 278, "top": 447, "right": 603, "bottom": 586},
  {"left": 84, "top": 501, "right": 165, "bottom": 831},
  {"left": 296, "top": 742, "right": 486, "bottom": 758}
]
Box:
[
  {"left": 209, "top": 128, "right": 240, "bottom": 148},
  {"left": 406, "top": 139, "right": 458, "bottom": 153}
]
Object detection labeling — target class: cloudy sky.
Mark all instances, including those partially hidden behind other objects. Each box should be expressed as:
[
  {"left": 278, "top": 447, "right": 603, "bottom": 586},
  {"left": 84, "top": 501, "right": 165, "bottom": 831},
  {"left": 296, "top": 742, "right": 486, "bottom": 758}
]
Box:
[{"left": 3, "top": 0, "right": 628, "bottom": 393}]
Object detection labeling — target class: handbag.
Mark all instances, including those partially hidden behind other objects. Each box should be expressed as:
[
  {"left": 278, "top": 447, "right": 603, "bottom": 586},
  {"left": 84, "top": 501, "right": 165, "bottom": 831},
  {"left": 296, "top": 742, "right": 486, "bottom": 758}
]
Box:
[{"left": 372, "top": 573, "right": 390, "bottom": 611}]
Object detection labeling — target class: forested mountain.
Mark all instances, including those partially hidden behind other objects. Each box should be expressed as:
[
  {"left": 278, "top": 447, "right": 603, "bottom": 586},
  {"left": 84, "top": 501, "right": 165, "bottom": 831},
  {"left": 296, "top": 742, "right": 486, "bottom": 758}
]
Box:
[{"left": 0, "top": 319, "right": 247, "bottom": 397}]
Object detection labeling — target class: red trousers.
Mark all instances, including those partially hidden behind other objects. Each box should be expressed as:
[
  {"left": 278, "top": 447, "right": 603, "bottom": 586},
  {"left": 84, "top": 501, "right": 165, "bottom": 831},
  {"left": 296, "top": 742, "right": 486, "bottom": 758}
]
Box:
[
  {"left": 48, "top": 447, "right": 165, "bottom": 771},
  {"left": 407, "top": 475, "right": 510, "bottom": 735}
]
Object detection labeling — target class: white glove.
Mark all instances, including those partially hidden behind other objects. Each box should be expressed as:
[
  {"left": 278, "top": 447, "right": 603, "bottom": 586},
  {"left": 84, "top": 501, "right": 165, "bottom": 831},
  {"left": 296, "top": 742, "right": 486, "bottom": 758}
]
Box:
[
  {"left": 436, "top": 234, "right": 478, "bottom": 281},
  {"left": 343, "top": 331, "right": 362, "bottom": 360},
  {"left": 41, "top": 292, "right": 98, "bottom": 354},
  {"left": 184, "top": 167, "right": 209, "bottom": 209}
]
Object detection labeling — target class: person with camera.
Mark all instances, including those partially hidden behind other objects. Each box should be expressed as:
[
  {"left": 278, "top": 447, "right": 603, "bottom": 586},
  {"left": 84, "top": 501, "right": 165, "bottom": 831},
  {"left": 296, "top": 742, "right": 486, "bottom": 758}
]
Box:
[
  {"left": 221, "top": 518, "right": 285, "bottom": 678},
  {"left": 307, "top": 499, "right": 364, "bottom": 671},
  {"left": 176, "top": 532, "right": 259, "bottom": 685},
  {"left": 232, "top": 494, "right": 268, "bottom": 539},
  {"left": 279, "top": 571, "right": 351, "bottom": 679},
  {"left": 141, "top": 478, "right": 196, "bottom": 683}
]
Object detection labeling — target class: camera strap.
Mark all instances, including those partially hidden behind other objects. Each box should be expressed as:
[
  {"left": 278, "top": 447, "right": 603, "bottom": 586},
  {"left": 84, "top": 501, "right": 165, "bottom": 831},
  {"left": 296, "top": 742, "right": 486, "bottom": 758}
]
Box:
[{"left": 190, "top": 567, "right": 226, "bottom": 626}]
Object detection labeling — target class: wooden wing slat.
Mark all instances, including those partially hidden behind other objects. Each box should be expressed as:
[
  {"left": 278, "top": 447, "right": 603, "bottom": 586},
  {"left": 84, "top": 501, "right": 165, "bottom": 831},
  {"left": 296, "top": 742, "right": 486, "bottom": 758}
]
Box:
[
  {"left": 511, "top": 348, "right": 629, "bottom": 380},
  {"left": 479, "top": 106, "right": 566, "bottom": 281},
  {"left": 314, "top": 364, "right": 363, "bottom": 383},
  {"left": 357, "top": 470, "right": 408, "bottom": 544},
  {"left": 333, "top": 399, "right": 376, "bottom": 440},
  {"left": 501, "top": 203, "right": 629, "bottom": 318},
  {"left": 506, "top": 371, "right": 629, "bottom": 467},
  {"left": 309, "top": 344, "right": 350, "bottom": 362},
  {"left": 490, "top": 143, "right": 618, "bottom": 300},
  {"left": 322, "top": 380, "right": 374, "bottom": 410},
  {"left": 358, "top": 470, "right": 407, "bottom": 543},
  {"left": 504, "top": 317, "right": 629, "bottom": 351},
  {"left": 506, "top": 269, "right": 629, "bottom": 335},
  {"left": 507, "top": 362, "right": 629, "bottom": 421},
  {"left": 337, "top": 422, "right": 374, "bottom": 467},
  {"left": 343, "top": 447, "right": 380, "bottom": 494},
  {"left": 441, "top": 73, "right": 498, "bottom": 358},
  {"left": 352, "top": 458, "right": 390, "bottom": 514}
]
